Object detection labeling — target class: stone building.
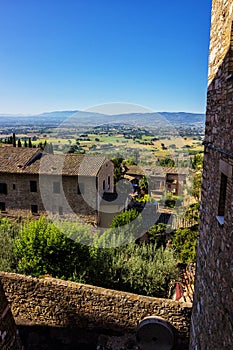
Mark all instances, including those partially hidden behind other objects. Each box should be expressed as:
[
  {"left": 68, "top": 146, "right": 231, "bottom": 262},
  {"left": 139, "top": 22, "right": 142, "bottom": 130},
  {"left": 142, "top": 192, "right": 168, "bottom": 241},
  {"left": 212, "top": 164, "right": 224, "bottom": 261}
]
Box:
[
  {"left": 190, "top": 0, "right": 233, "bottom": 349},
  {"left": 123, "top": 164, "right": 188, "bottom": 199},
  {"left": 0, "top": 147, "right": 114, "bottom": 224}
]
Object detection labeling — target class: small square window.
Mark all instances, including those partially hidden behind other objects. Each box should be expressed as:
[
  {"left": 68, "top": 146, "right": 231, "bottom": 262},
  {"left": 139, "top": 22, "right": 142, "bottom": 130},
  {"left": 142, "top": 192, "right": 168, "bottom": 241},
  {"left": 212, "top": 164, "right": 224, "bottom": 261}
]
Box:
[
  {"left": 0, "top": 183, "right": 7, "bottom": 195},
  {"left": 53, "top": 182, "right": 60, "bottom": 194},
  {"left": 30, "top": 181, "right": 37, "bottom": 192}
]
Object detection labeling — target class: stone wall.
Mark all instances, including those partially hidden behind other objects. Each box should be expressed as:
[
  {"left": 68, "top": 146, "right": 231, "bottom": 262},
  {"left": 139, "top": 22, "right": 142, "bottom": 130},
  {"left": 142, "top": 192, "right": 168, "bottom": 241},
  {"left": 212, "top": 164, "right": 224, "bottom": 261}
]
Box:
[
  {"left": 0, "top": 272, "right": 192, "bottom": 348},
  {"left": 190, "top": 0, "right": 233, "bottom": 349},
  {"left": 0, "top": 280, "right": 23, "bottom": 350}
]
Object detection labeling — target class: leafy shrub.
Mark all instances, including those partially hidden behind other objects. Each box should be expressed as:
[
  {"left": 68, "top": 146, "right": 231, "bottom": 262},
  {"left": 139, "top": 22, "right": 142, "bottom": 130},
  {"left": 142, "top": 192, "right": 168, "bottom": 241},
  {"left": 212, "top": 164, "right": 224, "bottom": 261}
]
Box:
[
  {"left": 147, "top": 223, "right": 169, "bottom": 247},
  {"left": 14, "top": 217, "right": 89, "bottom": 279},
  {"left": 161, "top": 193, "right": 183, "bottom": 208},
  {"left": 9, "top": 215, "right": 179, "bottom": 298},
  {"left": 172, "top": 224, "right": 198, "bottom": 263},
  {"left": 109, "top": 243, "right": 178, "bottom": 297},
  {"left": 111, "top": 208, "right": 140, "bottom": 228},
  {"left": 0, "top": 218, "right": 19, "bottom": 272}
]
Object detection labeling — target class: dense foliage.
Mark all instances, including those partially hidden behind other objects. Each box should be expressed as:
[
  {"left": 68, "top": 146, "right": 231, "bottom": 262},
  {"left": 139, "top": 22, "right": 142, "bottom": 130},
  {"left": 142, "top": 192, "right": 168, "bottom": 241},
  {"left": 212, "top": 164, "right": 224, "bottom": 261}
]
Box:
[
  {"left": 158, "top": 157, "right": 176, "bottom": 167},
  {"left": 110, "top": 208, "right": 140, "bottom": 228},
  {"left": 147, "top": 223, "right": 169, "bottom": 247},
  {"left": 0, "top": 216, "right": 178, "bottom": 298},
  {"left": 0, "top": 218, "right": 19, "bottom": 272},
  {"left": 161, "top": 193, "right": 183, "bottom": 208},
  {"left": 15, "top": 218, "right": 79, "bottom": 278},
  {"left": 90, "top": 228, "right": 178, "bottom": 297},
  {"left": 171, "top": 224, "right": 198, "bottom": 263},
  {"left": 139, "top": 176, "right": 149, "bottom": 193}
]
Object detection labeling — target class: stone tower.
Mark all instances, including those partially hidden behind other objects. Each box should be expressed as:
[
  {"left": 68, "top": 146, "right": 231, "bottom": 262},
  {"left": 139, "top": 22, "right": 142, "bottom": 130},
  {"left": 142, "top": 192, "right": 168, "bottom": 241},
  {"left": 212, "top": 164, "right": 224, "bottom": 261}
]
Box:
[{"left": 190, "top": 0, "right": 233, "bottom": 349}]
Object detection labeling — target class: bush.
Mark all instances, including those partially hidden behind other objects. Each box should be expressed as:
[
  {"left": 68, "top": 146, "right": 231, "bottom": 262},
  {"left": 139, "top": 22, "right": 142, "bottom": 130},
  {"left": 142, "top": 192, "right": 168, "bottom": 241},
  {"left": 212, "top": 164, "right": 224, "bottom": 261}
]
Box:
[
  {"left": 89, "top": 231, "right": 178, "bottom": 298},
  {"left": 172, "top": 224, "right": 198, "bottom": 263},
  {"left": 11, "top": 215, "right": 179, "bottom": 298},
  {"left": 111, "top": 208, "right": 140, "bottom": 228},
  {"left": 109, "top": 243, "right": 178, "bottom": 297},
  {"left": 161, "top": 193, "right": 183, "bottom": 208},
  {"left": 0, "top": 218, "right": 19, "bottom": 272},
  {"left": 14, "top": 217, "right": 90, "bottom": 280},
  {"left": 147, "top": 223, "right": 169, "bottom": 247}
]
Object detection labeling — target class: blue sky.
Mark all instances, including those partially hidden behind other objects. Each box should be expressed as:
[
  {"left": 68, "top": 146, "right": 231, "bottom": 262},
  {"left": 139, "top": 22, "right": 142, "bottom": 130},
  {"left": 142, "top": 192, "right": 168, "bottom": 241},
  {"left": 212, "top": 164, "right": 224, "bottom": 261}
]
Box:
[{"left": 0, "top": 0, "right": 212, "bottom": 114}]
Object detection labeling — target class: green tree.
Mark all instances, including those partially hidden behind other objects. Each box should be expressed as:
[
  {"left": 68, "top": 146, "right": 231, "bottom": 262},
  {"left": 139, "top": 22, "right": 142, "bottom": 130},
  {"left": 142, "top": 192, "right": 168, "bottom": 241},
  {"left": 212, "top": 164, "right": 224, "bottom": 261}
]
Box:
[
  {"left": 159, "top": 157, "right": 175, "bottom": 167},
  {"left": 14, "top": 217, "right": 87, "bottom": 279},
  {"left": 28, "top": 137, "right": 33, "bottom": 148},
  {"left": 110, "top": 208, "right": 139, "bottom": 228},
  {"left": 111, "top": 157, "right": 123, "bottom": 184},
  {"left": 139, "top": 176, "right": 149, "bottom": 193},
  {"left": 13, "top": 133, "right": 16, "bottom": 147},
  {"left": 192, "top": 153, "right": 203, "bottom": 170},
  {"left": 184, "top": 202, "right": 200, "bottom": 225},
  {"left": 192, "top": 171, "right": 202, "bottom": 200},
  {"left": 0, "top": 218, "right": 19, "bottom": 272},
  {"left": 108, "top": 243, "right": 178, "bottom": 297},
  {"left": 124, "top": 157, "right": 136, "bottom": 166},
  {"left": 147, "top": 223, "right": 169, "bottom": 247},
  {"left": 172, "top": 224, "right": 198, "bottom": 263}
]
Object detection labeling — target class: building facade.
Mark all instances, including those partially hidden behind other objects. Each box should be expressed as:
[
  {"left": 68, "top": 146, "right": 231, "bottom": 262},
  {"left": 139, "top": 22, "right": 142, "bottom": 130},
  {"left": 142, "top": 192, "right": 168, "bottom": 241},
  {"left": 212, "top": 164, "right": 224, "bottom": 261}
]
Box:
[
  {"left": 123, "top": 165, "right": 188, "bottom": 199},
  {"left": 0, "top": 147, "right": 114, "bottom": 224},
  {"left": 190, "top": 0, "right": 233, "bottom": 349}
]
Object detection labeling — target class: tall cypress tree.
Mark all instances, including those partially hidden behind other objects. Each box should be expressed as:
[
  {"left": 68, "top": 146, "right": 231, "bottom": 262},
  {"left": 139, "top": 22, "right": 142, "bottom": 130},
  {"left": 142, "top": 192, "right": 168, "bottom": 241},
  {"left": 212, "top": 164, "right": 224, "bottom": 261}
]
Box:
[
  {"left": 28, "top": 138, "right": 32, "bottom": 148},
  {"left": 12, "top": 133, "right": 16, "bottom": 147}
]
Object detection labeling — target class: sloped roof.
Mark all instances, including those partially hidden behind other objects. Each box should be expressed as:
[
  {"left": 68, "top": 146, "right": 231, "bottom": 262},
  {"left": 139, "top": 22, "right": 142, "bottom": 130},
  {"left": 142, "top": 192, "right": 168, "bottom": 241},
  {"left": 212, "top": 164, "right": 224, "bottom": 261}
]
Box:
[
  {"left": 0, "top": 147, "right": 108, "bottom": 177},
  {"left": 0, "top": 147, "right": 41, "bottom": 173},
  {"left": 124, "top": 165, "right": 189, "bottom": 178},
  {"left": 123, "top": 165, "right": 144, "bottom": 176}
]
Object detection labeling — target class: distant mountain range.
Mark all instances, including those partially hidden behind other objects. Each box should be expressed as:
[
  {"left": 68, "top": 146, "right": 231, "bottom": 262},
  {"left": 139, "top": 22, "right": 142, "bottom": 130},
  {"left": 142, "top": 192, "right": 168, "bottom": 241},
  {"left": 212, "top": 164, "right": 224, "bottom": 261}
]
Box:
[{"left": 0, "top": 110, "right": 205, "bottom": 128}]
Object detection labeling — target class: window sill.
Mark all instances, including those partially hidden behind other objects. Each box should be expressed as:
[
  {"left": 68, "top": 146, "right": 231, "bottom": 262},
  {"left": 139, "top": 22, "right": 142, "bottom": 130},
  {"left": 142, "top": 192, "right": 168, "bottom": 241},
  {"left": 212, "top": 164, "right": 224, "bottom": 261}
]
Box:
[{"left": 216, "top": 216, "right": 224, "bottom": 226}]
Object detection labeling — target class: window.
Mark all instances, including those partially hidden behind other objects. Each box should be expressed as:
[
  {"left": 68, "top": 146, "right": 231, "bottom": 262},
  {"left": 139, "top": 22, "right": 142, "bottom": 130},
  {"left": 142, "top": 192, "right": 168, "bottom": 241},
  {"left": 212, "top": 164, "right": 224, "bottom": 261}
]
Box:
[
  {"left": 0, "top": 202, "right": 6, "bottom": 211},
  {"left": 31, "top": 205, "right": 38, "bottom": 214},
  {"left": 13, "top": 184, "right": 16, "bottom": 190},
  {"left": 77, "top": 183, "right": 85, "bottom": 195},
  {"left": 108, "top": 176, "right": 110, "bottom": 189},
  {"left": 103, "top": 180, "right": 106, "bottom": 191},
  {"left": 53, "top": 181, "right": 60, "bottom": 194},
  {"left": 217, "top": 173, "right": 227, "bottom": 225},
  {"left": 59, "top": 206, "right": 63, "bottom": 215},
  {"left": 30, "top": 181, "right": 37, "bottom": 192},
  {"left": 0, "top": 183, "right": 7, "bottom": 195}
]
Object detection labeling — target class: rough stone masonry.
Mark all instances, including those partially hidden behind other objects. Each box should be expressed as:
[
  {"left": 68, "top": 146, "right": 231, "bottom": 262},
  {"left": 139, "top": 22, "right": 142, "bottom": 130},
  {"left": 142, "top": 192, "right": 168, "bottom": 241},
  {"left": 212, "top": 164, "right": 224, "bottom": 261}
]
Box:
[{"left": 190, "top": 0, "right": 233, "bottom": 349}]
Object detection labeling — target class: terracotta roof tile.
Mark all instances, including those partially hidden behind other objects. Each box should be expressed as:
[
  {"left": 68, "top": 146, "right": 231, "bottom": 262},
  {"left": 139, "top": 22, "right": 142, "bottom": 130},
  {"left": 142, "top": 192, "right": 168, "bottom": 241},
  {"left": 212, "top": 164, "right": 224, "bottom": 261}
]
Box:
[
  {"left": 0, "top": 147, "right": 108, "bottom": 177},
  {"left": 124, "top": 165, "right": 189, "bottom": 177}
]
